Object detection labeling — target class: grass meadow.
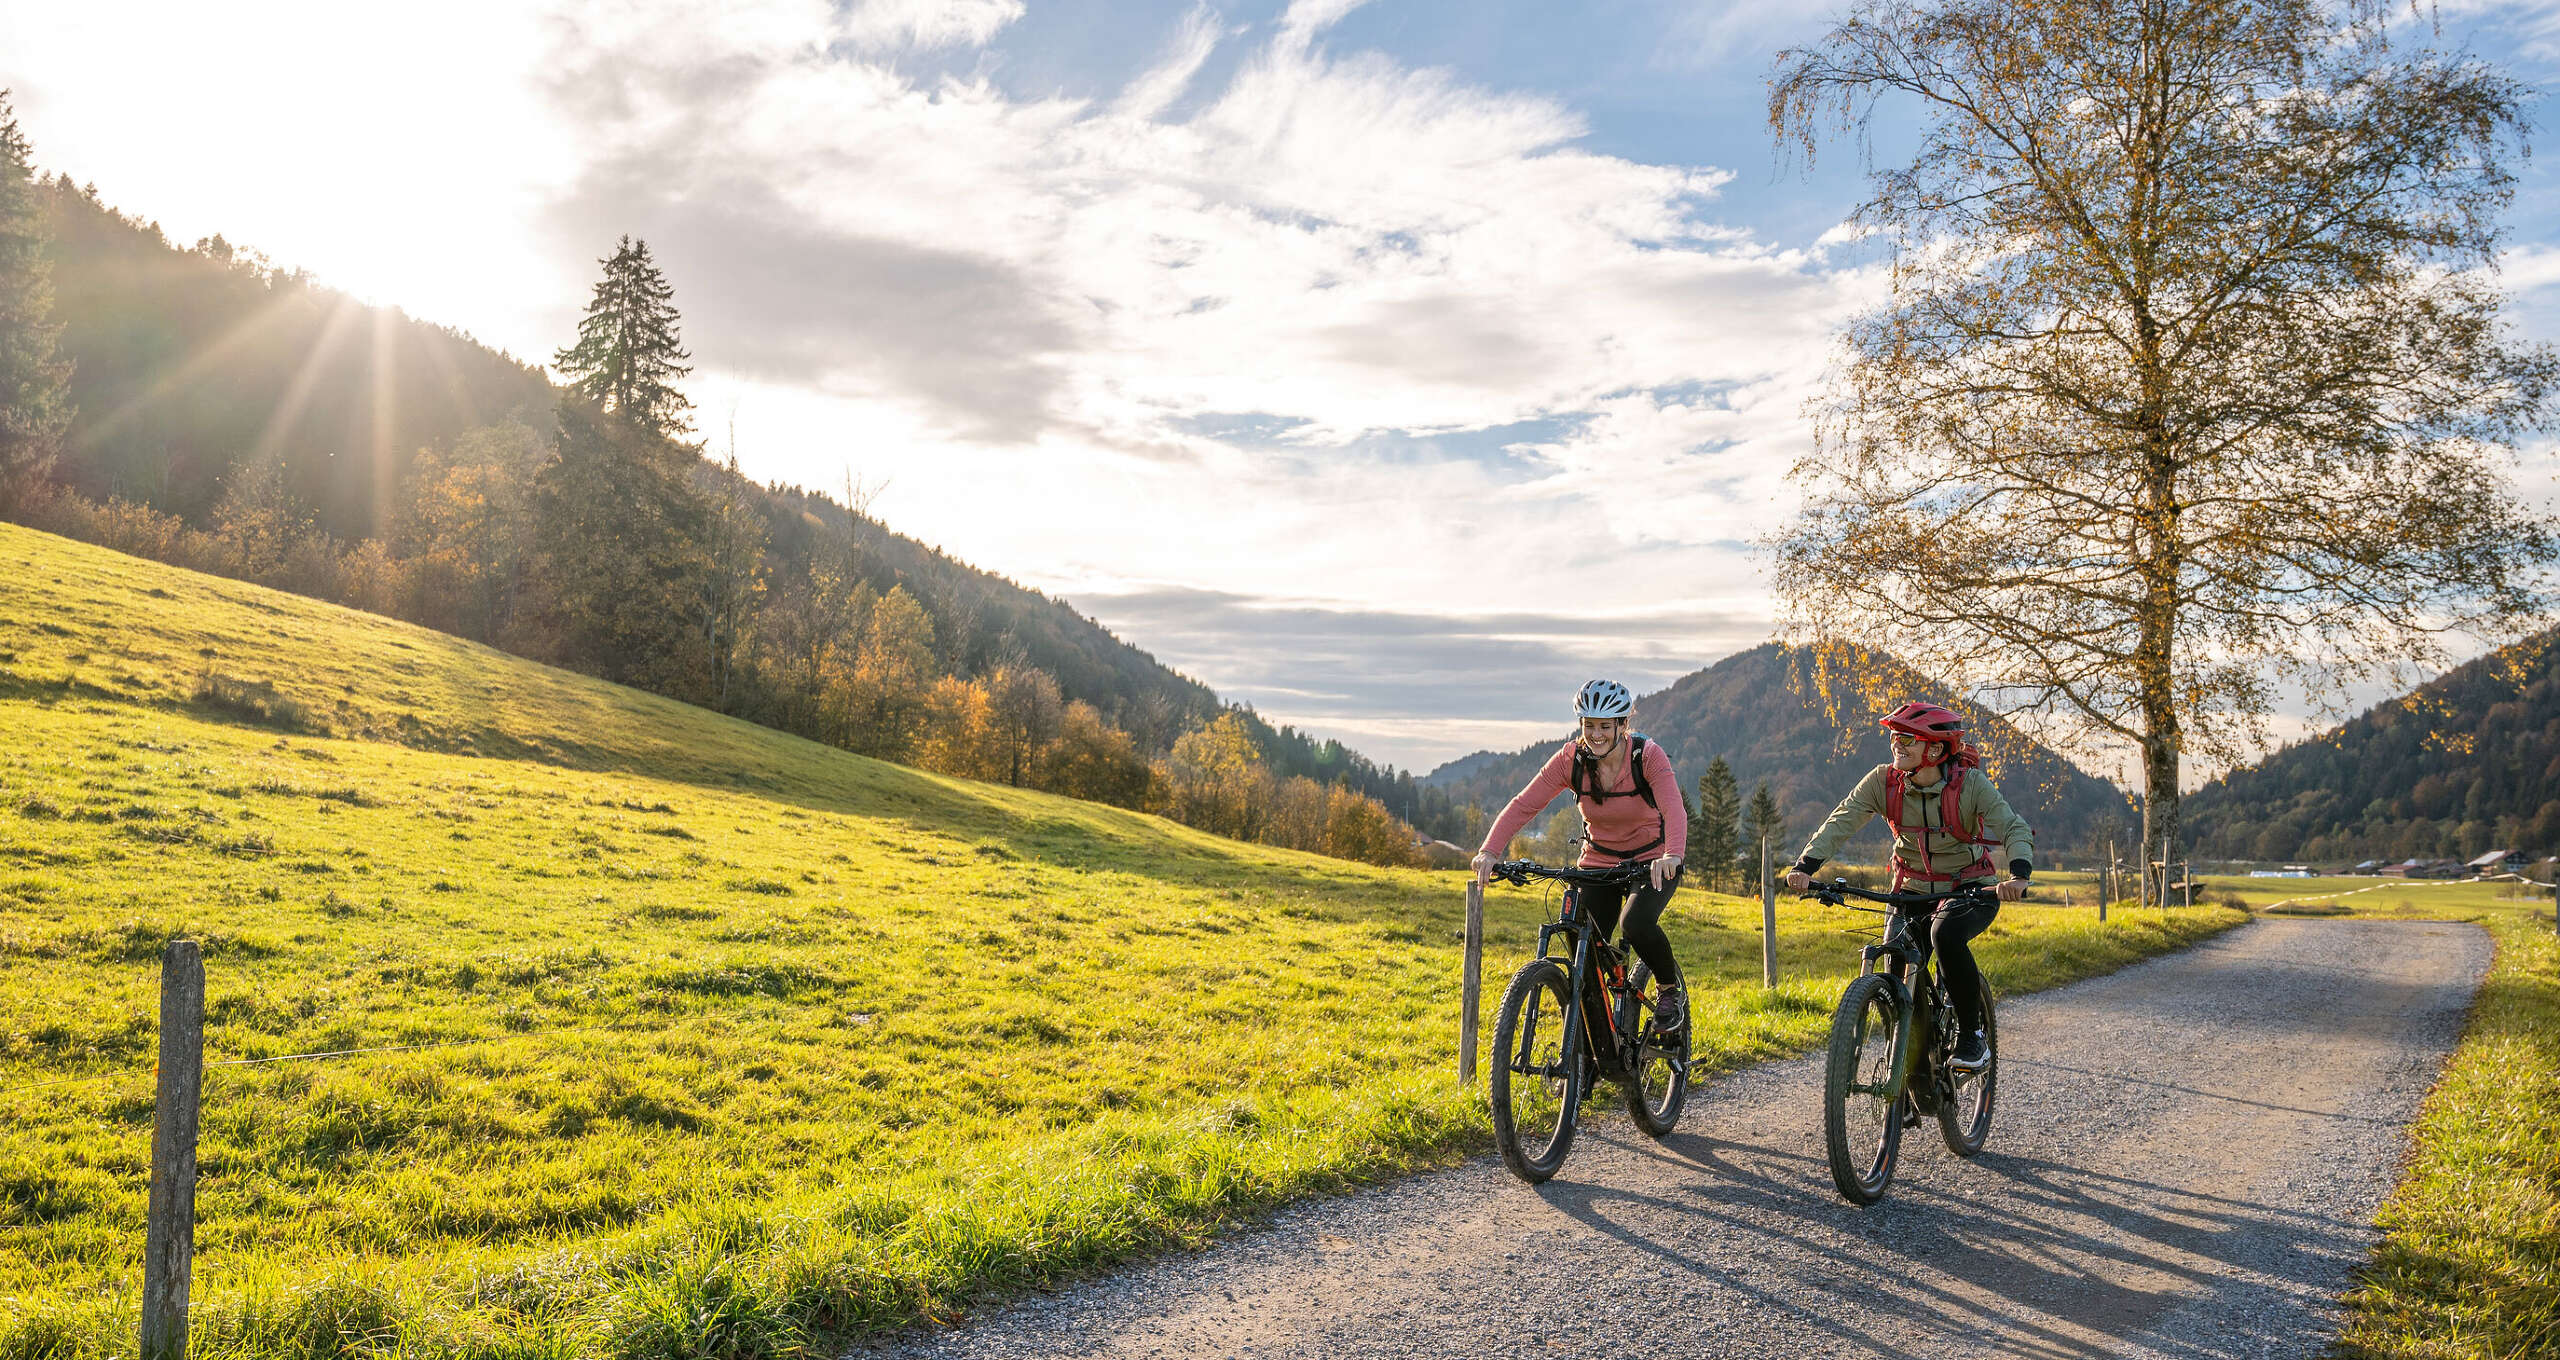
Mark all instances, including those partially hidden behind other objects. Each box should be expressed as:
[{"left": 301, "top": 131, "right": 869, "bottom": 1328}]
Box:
[
  {"left": 0, "top": 523, "right": 2244, "bottom": 1358},
  {"left": 2213, "top": 873, "right": 2560, "bottom": 1360}
]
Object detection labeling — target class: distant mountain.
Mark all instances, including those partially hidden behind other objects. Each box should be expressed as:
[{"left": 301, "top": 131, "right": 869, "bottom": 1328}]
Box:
[
  {"left": 2183, "top": 629, "right": 2560, "bottom": 863},
  {"left": 1423, "top": 643, "right": 2132, "bottom": 861}
]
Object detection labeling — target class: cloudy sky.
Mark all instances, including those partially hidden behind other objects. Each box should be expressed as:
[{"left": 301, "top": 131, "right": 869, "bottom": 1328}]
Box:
[{"left": 7, "top": 0, "right": 2560, "bottom": 776}]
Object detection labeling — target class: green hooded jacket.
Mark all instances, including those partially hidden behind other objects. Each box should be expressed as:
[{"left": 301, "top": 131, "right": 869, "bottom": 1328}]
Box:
[{"left": 1796, "top": 764, "right": 2034, "bottom": 882}]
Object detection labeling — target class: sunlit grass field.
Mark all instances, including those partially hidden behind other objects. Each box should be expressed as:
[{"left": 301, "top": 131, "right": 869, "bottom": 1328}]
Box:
[
  {"left": 0, "top": 523, "right": 2245, "bottom": 1357},
  {"left": 2246, "top": 875, "right": 2560, "bottom": 1360}
]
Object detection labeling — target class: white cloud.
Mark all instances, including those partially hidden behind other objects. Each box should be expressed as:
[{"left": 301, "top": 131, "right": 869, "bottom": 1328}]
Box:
[
  {"left": 2501, "top": 244, "right": 2560, "bottom": 294},
  {"left": 523, "top": 0, "right": 1885, "bottom": 761},
  {"left": 840, "top": 0, "right": 1026, "bottom": 50},
  {"left": 1278, "top": 0, "right": 1373, "bottom": 46},
  {"left": 1115, "top": 4, "right": 1225, "bottom": 122}
]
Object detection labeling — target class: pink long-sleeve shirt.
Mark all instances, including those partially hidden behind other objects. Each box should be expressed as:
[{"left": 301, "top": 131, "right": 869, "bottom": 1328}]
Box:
[{"left": 1478, "top": 738, "right": 1687, "bottom": 867}]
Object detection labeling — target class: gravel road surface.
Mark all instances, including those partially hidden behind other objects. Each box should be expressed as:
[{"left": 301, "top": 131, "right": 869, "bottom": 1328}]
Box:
[{"left": 856, "top": 919, "right": 2489, "bottom": 1360}]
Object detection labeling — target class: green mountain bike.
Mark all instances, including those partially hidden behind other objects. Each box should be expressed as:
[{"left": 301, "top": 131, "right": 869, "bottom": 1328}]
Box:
[{"left": 1800, "top": 877, "right": 1999, "bottom": 1204}]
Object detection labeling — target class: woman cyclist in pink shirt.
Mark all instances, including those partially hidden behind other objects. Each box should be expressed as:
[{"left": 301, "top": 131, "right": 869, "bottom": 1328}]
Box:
[{"left": 1471, "top": 679, "right": 1691, "bottom": 1033}]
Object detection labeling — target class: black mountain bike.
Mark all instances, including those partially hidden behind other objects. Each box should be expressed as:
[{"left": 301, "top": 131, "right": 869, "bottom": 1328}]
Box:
[
  {"left": 1800, "top": 878, "right": 1999, "bottom": 1204},
  {"left": 1483, "top": 858, "right": 1691, "bottom": 1184}
]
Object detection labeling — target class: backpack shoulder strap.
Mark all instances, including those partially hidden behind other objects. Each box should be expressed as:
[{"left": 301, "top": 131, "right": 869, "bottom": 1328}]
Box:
[
  {"left": 1943, "top": 766, "right": 1993, "bottom": 844},
  {"left": 1884, "top": 763, "right": 1906, "bottom": 828},
  {"left": 1629, "top": 734, "right": 1658, "bottom": 810}
]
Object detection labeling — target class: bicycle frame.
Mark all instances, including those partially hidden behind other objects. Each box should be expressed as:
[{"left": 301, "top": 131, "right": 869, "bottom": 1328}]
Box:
[
  {"left": 1534, "top": 889, "right": 1635, "bottom": 1079},
  {"left": 1497, "top": 859, "right": 1655, "bottom": 1084},
  {"left": 1823, "top": 881, "right": 1990, "bottom": 1113}
]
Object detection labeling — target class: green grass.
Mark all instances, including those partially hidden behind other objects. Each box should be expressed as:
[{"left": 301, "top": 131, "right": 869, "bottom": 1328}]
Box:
[
  {"left": 0, "top": 522, "right": 2244, "bottom": 1357},
  {"left": 2315, "top": 882, "right": 2560, "bottom": 1358}
]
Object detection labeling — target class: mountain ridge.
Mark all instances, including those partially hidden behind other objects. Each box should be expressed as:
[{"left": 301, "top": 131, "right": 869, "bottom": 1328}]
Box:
[
  {"left": 1424, "top": 642, "right": 2132, "bottom": 860},
  {"left": 2182, "top": 627, "right": 2560, "bottom": 862}
]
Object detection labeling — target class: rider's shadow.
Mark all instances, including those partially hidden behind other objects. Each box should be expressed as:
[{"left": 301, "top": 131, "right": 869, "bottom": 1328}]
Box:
[{"left": 1529, "top": 1125, "right": 2367, "bottom": 1360}]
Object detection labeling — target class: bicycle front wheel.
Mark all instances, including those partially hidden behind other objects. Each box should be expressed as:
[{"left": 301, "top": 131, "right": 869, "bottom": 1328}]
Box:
[
  {"left": 1490, "top": 958, "right": 1580, "bottom": 1183},
  {"left": 1824, "top": 971, "right": 1907, "bottom": 1204},
  {"left": 1622, "top": 960, "right": 1689, "bottom": 1137},
  {"left": 1938, "top": 977, "right": 1997, "bottom": 1156}
]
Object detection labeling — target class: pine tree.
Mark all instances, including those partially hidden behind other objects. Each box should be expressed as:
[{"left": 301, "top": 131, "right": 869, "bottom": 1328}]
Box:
[
  {"left": 0, "top": 92, "right": 73, "bottom": 515},
  {"left": 553, "top": 236, "right": 694, "bottom": 440},
  {"left": 1745, "top": 782, "right": 1786, "bottom": 876},
  {"left": 528, "top": 399, "right": 713, "bottom": 698},
  {"left": 1689, "top": 757, "right": 1741, "bottom": 891}
]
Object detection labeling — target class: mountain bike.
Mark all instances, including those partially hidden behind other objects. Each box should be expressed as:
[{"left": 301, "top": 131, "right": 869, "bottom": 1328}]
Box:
[
  {"left": 1482, "top": 857, "right": 1691, "bottom": 1184},
  {"left": 1799, "top": 878, "right": 1999, "bottom": 1204}
]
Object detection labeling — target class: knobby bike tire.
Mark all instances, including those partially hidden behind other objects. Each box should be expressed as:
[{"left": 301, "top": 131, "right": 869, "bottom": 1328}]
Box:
[
  {"left": 1938, "top": 975, "right": 1997, "bottom": 1156},
  {"left": 1491, "top": 958, "right": 1580, "bottom": 1183},
  {"left": 1623, "top": 960, "right": 1688, "bottom": 1137},
  {"left": 1824, "top": 971, "right": 1907, "bottom": 1204}
]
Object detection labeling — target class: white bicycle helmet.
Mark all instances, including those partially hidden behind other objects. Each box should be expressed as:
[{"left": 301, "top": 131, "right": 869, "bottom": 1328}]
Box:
[{"left": 1574, "top": 678, "right": 1633, "bottom": 720}]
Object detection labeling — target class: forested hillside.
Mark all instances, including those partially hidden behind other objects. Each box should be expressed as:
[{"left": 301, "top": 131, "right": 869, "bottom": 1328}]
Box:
[
  {"left": 0, "top": 129, "right": 1443, "bottom": 863},
  {"left": 1425, "top": 643, "right": 2132, "bottom": 862},
  {"left": 2183, "top": 629, "right": 2560, "bottom": 863}
]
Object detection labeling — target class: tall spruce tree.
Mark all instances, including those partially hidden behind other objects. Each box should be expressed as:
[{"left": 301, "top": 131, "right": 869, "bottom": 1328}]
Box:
[
  {"left": 0, "top": 92, "right": 72, "bottom": 515},
  {"left": 1689, "top": 757, "right": 1742, "bottom": 892},
  {"left": 529, "top": 400, "right": 713, "bottom": 699},
  {"left": 553, "top": 236, "right": 694, "bottom": 441},
  {"left": 1744, "top": 782, "right": 1786, "bottom": 875}
]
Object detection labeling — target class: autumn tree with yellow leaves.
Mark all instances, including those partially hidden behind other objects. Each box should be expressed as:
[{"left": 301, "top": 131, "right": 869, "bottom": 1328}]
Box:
[{"left": 1768, "top": 0, "right": 2558, "bottom": 863}]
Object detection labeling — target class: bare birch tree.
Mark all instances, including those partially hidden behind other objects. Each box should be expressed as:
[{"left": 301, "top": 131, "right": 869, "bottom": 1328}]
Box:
[{"left": 1767, "top": 0, "right": 2558, "bottom": 858}]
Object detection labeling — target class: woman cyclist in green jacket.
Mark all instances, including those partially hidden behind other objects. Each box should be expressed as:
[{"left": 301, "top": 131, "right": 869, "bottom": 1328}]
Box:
[{"left": 1783, "top": 700, "right": 2031, "bottom": 1071}]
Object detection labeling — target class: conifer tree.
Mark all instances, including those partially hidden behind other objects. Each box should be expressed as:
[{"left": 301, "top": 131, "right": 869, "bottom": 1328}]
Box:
[
  {"left": 1744, "top": 782, "right": 1786, "bottom": 874},
  {"left": 528, "top": 399, "right": 712, "bottom": 698},
  {"left": 0, "top": 92, "right": 72, "bottom": 515},
  {"left": 553, "top": 236, "right": 694, "bottom": 441},
  {"left": 1688, "top": 757, "right": 1741, "bottom": 891}
]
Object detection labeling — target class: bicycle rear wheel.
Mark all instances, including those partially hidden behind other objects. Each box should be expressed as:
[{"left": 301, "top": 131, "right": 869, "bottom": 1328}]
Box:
[
  {"left": 1622, "top": 960, "right": 1688, "bottom": 1137},
  {"left": 1824, "top": 971, "right": 1907, "bottom": 1204},
  {"left": 1938, "top": 976, "right": 1997, "bottom": 1156},
  {"left": 1491, "top": 958, "right": 1580, "bottom": 1183}
]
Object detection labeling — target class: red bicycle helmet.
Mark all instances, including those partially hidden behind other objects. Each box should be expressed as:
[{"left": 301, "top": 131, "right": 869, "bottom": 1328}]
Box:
[{"left": 1879, "top": 701, "right": 1977, "bottom": 766}]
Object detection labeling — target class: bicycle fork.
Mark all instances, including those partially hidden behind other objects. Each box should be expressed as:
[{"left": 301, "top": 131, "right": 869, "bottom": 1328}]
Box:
[{"left": 1859, "top": 944, "right": 1926, "bottom": 1106}]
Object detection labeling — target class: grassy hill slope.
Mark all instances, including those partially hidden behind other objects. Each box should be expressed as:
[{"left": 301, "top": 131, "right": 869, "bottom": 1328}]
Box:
[
  {"left": 2183, "top": 628, "right": 2560, "bottom": 863},
  {"left": 0, "top": 524, "right": 2238, "bottom": 1357}
]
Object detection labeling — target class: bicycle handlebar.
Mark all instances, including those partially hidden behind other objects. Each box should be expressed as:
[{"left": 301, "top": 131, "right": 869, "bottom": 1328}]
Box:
[
  {"left": 1799, "top": 877, "right": 1998, "bottom": 911},
  {"left": 1485, "top": 858, "right": 1653, "bottom": 889}
]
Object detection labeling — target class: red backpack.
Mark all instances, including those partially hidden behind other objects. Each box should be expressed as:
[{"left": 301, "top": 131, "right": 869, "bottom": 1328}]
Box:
[{"left": 1884, "top": 764, "right": 1998, "bottom": 887}]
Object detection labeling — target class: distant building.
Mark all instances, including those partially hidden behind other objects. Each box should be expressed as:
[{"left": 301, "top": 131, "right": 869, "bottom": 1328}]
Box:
[
  {"left": 2353, "top": 859, "right": 2386, "bottom": 874},
  {"left": 2380, "top": 858, "right": 2462, "bottom": 879},
  {"left": 2467, "top": 849, "right": 2529, "bottom": 877}
]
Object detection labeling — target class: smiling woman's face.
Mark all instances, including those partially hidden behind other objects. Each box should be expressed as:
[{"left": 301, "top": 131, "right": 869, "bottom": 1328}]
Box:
[
  {"left": 1579, "top": 716, "right": 1626, "bottom": 757},
  {"left": 1890, "top": 732, "right": 1944, "bottom": 771}
]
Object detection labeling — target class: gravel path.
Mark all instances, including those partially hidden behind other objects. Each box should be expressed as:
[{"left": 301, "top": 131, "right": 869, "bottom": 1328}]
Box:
[{"left": 856, "top": 919, "right": 2489, "bottom": 1360}]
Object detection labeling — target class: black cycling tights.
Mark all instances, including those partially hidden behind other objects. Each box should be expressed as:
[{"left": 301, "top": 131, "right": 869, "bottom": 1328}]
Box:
[
  {"left": 1573, "top": 868, "right": 1683, "bottom": 992},
  {"left": 1929, "top": 894, "right": 2000, "bottom": 1034}
]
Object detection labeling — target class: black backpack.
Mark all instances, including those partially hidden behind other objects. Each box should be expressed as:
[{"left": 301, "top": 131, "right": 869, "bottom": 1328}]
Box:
[{"left": 1569, "top": 733, "right": 1665, "bottom": 859}]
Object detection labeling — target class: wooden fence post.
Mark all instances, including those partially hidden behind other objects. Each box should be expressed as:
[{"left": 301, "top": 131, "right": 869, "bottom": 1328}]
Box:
[
  {"left": 1459, "top": 880, "right": 1483, "bottom": 1084},
  {"left": 2100, "top": 838, "right": 2112, "bottom": 923},
  {"left": 142, "top": 939, "right": 204, "bottom": 1360},
  {"left": 1760, "top": 835, "right": 1778, "bottom": 989}
]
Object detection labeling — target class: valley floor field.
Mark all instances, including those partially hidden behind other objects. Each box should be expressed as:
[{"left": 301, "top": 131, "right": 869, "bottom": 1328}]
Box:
[{"left": 0, "top": 524, "right": 2243, "bottom": 1357}]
